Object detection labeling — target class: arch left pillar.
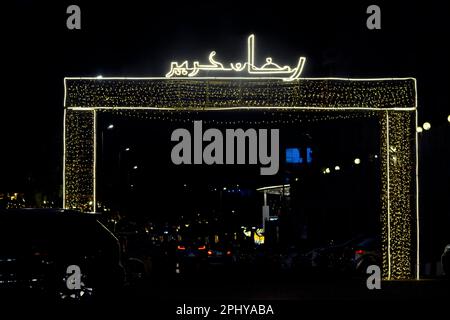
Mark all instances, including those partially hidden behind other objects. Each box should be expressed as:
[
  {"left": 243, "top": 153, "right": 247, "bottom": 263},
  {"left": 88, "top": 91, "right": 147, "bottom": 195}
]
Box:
[{"left": 63, "top": 108, "right": 96, "bottom": 212}]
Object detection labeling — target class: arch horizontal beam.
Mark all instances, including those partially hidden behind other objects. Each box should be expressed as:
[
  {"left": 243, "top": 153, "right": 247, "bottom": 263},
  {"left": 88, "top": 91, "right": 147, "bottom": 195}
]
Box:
[{"left": 64, "top": 78, "right": 416, "bottom": 111}]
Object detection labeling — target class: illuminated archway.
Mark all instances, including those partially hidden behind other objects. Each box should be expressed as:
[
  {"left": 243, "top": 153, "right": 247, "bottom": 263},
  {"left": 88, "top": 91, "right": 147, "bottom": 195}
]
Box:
[{"left": 63, "top": 77, "right": 418, "bottom": 280}]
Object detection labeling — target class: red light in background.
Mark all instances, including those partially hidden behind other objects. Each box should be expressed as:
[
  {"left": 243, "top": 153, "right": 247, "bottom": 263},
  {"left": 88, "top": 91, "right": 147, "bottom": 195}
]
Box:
[
  {"left": 177, "top": 245, "right": 186, "bottom": 250},
  {"left": 207, "top": 250, "right": 213, "bottom": 256},
  {"left": 355, "top": 249, "right": 365, "bottom": 255},
  {"left": 198, "top": 245, "right": 206, "bottom": 250}
]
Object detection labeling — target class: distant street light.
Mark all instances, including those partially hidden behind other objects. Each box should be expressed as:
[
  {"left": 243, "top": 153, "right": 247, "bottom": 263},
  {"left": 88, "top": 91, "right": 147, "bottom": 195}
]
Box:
[
  {"left": 416, "top": 127, "right": 423, "bottom": 133},
  {"left": 133, "top": 165, "right": 138, "bottom": 170},
  {"left": 423, "top": 122, "right": 431, "bottom": 131},
  {"left": 354, "top": 158, "right": 361, "bottom": 165},
  {"left": 334, "top": 166, "right": 340, "bottom": 171},
  {"left": 107, "top": 124, "right": 114, "bottom": 130},
  {"left": 447, "top": 115, "right": 450, "bottom": 123},
  {"left": 125, "top": 147, "right": 130, "bottom": 151}
]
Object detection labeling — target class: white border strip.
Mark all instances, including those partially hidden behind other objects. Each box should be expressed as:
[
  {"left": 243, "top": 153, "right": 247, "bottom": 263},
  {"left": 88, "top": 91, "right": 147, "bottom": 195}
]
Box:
[
  {"left": 62, "top": 108, "right": 66, "bottom": 209},
  {"left": 64, "top": 76, "right": 417, "bottom": 81},
  {"left": 67, "top": 106, "right": 416, "bottom": 111},
  {"left": 414, "top": 79, "right": 420, "bottom": 280},
  {"left": 64, "top": 78, "right": 67, "bottom": 108},
  {"left": 386, "top": 111, "right": 392, "bottom": 280},
  {"left": 93, "top": 110, "right": 97, "bottom": 213}
]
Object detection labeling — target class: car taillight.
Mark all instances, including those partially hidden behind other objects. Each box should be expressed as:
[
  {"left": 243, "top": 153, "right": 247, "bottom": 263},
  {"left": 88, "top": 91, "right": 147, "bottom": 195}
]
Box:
[
  {"left": 355, "top": 249, "right": 365, "bottom": 255},
  {"left": 177, "top": 245, "right": 186, "bottom": 250},
  {"left": 33, "top": 250, "right": 48, "bottom": 257},
  {"left": 226, "top": 251, "right": 232, "bottom": 256},
  {"left": 198, "top": 245, "right": 206, "bottom": 250},
  {"left": 207, "top": 250, "right": 213, "bottom": 256}
]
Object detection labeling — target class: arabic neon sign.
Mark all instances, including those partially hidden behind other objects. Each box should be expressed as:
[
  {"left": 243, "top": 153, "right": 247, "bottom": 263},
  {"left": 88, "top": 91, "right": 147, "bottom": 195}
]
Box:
[{"left": 166, "top": 34, "right": 306, "bottom": 81}]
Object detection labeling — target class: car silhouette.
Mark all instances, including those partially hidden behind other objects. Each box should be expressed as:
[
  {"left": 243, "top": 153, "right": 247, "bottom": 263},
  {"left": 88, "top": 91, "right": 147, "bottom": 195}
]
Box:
[{"left": 0, "top": 209, "right": 125, "bottom": 301}]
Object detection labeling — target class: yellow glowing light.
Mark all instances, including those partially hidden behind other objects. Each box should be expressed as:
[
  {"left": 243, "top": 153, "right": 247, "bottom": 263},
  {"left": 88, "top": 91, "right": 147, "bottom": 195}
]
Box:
[
  {"left": 422, "top": 122, "right": 431, "bottom": 130},
  {"left": 334, "top": 165, "right": 340, "bottom": 171},
  {"left": 447, "top": 115, "right": 450, "bottom": 123},
  {"left": 416, "top": 127, "right": 423, "bottom": 133},
  {"left": 354, "top": 158, "right": 361, "bottom": 165},
  {"left": 254, "top": 232, "right": 264, "bottom": 245}
]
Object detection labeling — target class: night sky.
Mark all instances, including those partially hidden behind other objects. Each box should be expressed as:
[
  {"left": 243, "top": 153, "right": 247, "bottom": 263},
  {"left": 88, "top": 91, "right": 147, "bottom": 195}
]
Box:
[{"left": 2, "top": 0, "right": 449, "bottom": 204}]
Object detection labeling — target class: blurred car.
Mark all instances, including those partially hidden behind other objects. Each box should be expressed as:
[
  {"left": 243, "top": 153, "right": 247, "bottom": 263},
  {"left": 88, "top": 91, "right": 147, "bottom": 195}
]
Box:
[
  {"left": 303, "top": 236, "right": 380, "bottom": 275},
  {"left": 115, "top": 220, "right": 154, "bottom": 281},
  {"left": 301, "top": 240, "right": 353, "bottom": 271},
  {"left": 206, "top": 244, "right": 234, "bottom": 267},
  {"left": 309, "top": 247, "right": 328, "bottom": 268},
  {"left": 232, "top": 243, "right": 256, "bottom": 266},
  {"left": 279, "top": 246, "right": 298, "bottom": 271},
  {"left": 441, "top": 244, "right": 450, "bottom": 277},
  {"left": 279, "top": 245, "right": 313, "bottom": 272},
  {"left": 0, "top": 209, "right": 125, "bottom": 301},
  {"left": 175, "top": 241, "right": 208, "bottom": 273},
  {"left": 342, "top": 237, "right": 381, "bottom": 274}
]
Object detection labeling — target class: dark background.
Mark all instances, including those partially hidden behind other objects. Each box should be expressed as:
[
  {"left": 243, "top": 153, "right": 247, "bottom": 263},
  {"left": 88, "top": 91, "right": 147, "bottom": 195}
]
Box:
[
  {"left": 2, "top": 1, "right": 449, "bottom": 263},
  {"left": 97, "top": 112, "right": 380, "bottom": 236}
]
